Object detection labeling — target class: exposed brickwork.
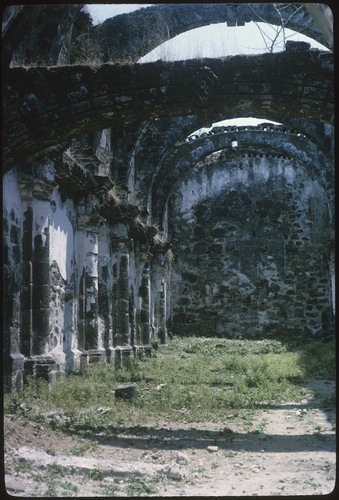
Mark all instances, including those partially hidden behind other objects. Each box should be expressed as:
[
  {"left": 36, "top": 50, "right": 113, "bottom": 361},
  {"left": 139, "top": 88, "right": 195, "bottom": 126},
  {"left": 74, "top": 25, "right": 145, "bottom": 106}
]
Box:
[{"left": 168, "top": 156, "right": 332, "bottom": 337}]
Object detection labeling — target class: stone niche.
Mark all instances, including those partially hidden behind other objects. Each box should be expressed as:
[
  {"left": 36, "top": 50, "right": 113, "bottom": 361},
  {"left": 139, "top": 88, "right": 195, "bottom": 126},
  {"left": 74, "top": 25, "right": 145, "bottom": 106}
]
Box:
[{"left": 168, "top": 154, "right": 332, "bottom": 338}]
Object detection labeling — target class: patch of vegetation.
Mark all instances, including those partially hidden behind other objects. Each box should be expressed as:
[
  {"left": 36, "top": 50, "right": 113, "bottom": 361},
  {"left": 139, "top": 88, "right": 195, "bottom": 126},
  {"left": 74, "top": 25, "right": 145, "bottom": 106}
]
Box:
[
  {"left": 61, "top": 481, "right": 78, "bottom": 493},
  {"left": 89, "top": 468, "right": 104, "bottom": 481},
  {"left": 15, "top": 458, "right": 32, "bottom": 473},
  {"left": 50, "top": 462, "right": 67, "bottom": 477},
  {"left": 32, "top": 472, "right": 45, "bottom": 483},
  {"left": 44, "top": 482, "right": 58, "bottom": 497},
  {"left": 211, "top": 462, "right": 220, "bottom": 469},
  {"left": 304, "top": 478, "right": 321, "bottom": 489},
  {"left": 126, "top": 477, "right": 157, "bottom": 496},
  {"left": 4, "top": 337, "right": 335, "bottom": 430},
  {"left": 299, "top": 340, "right": 335, "bottom": 379},
  {"left": 103, "top": 484, "right": 120, "bottom": 496},
  {"left": 224, "top": 450, "right": 237, "bottom": 458},
  {"left": 321, "top": 393, "right": 336, "bottom": 408},
  {"left": 313, "top": 425, "right": 326, "bottom": 441},
  {"left": 322, "top": 462, "right": 332, "bottom": 472},
  {"left": 70, "top": 444, "right": 90, "bottom": 456}
]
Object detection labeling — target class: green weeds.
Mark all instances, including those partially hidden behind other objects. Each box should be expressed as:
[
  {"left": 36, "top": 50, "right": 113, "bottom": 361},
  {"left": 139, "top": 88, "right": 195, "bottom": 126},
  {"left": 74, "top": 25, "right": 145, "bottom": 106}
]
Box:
[
  {"left": 50, "top": 462, "right": 67, "bottom": 477},
  {"left": 299, "top": 340, "right": 335, "bottom": 379},
  {"left": 61, "top": 481, "right": 78, "bottom": 493},
  {"left": 15, "top": 458, "right": 32, "bottom": 473},
  {"left": 4, "top": 337, "right": 335, "bottom": 429},
  {"left": 103, "top": 484, "right": 120, "bottom": 496},
  {"left": 44, "top": 483, "right": 57, "bottom": 497},
  {"left": 89, "top": 468, "right": 104, "bottom": 481},
  {"left": 126, "top": 477, "right": 157, "bottom": 496}
]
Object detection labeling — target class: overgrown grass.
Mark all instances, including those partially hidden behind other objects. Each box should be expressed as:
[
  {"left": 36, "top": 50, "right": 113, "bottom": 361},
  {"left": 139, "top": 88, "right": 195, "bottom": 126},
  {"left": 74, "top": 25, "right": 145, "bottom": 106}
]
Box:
[{"left": 4, "top": 337, "right": 335, "bottom": 430}]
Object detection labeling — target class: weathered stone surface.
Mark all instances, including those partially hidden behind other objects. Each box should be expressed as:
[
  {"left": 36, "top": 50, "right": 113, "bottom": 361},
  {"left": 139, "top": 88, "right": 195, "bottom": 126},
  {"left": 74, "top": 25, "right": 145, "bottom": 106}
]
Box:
[
  {"left": 95, "top": 3, "right": 330, "bottom": 62},
  {"left": 168, "top": 155, "right": 333, "bottom": 337},
  {"left": 3, "top": 50, "right": 333, "bottom": 171},
  {"left": 115, "top": 384, "right": 139, "bottom": 401}
]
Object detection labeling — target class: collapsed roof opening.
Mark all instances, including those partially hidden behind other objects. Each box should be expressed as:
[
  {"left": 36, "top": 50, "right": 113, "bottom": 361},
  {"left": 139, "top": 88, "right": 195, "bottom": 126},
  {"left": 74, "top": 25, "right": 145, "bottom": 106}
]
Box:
[
  {"left": 187, "top": 117, "right": 283, "bottom": 139},
  {"left": 139, "top": 21, "right": 329, "bottom": 63}
]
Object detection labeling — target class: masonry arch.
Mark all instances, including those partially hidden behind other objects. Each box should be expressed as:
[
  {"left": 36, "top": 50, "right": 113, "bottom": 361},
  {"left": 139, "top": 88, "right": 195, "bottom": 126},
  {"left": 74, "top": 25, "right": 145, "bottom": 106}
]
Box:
[
  {"left": 94, "top": 3, "right": 332, "bottom": 63},
  {"left": 150, "top": 124, "right": 333, "bottom": 226},
  {"left": 164, "top": 148, "right": 333, "bottom": 337},
  {"left": 139, "top": 20, "right": 330, "bottom": 63},
  {"left": 3, "top": 46, "right": 333, "bottom": 172}
]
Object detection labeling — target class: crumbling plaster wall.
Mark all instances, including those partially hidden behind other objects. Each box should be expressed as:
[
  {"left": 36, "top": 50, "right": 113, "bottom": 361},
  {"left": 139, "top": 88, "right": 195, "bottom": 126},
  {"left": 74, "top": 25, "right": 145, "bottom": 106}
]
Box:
[
  {"left": 168, "top": 154, "right": 332, "bottom": 337},
  {"left": 3, "top": 153, "right": 171, "bottom": 391}
]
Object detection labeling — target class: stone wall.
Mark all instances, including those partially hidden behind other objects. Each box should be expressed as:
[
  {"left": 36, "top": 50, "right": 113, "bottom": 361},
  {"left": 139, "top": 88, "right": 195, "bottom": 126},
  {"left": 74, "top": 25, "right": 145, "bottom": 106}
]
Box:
[
  {"left": 168, "top": 155, "right": 333, "bottom": 337},
  {"left": 3, "top": 154, "right": 171, "bottom": 390}
]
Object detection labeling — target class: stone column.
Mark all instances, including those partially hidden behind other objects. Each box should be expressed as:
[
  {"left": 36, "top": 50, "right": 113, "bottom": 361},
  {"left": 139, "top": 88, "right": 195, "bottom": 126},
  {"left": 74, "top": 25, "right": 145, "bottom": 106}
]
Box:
[
  {"left": 105, "top": 305, "right": 114, "bottom": 362},
  {"left": 31, "top": 161, "right": 56, "bottom": 356},
  {"left": 117, "top": 251, "right": 130, "bottom": 345},
  {"left": 32, "top": 216, "right": 50, "bottom": 355},
  {"left": 112, "top": 262, "right": 118, "bottom": 348},
  {"left": 139, "top": 262, "right": 152, "bottom": 346},
  {"left": 3, "top": 169, "right": 25, "bottom": 391},
  {"left": 18, "top": 173, "right": 34, "bottom": 359},
  {"left": 21, "top": 207, "right": 33, "bottom": 357},
  {"left": 21, "top": 159, "right": 60, "bottom": 386},
  {"left": 77, "top": 201, "right": 104, "bottom": 366},
  {"left": 134, "top": 243, "right": 153, "bottom": 355},
  {"left": 154, "top": 253, "right": 168, "bottom": 345},
  {"left": 158, "top": 279, "right": 167, "bottom": 344},
  {"left": 111, "top": 224, "right": 134, "bottom": 367}
]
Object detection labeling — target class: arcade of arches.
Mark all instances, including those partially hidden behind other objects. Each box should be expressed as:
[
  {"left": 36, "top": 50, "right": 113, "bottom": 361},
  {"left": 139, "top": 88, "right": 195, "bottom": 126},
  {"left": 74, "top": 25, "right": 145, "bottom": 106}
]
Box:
[{"left": 2, "top": 4, "right": 334, "bottom": 391}]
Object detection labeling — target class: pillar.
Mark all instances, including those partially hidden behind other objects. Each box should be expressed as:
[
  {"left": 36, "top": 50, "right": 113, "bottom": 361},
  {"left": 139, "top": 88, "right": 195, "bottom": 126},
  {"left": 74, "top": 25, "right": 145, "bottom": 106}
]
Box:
[
  {"left": 77, "top": 199, "right": 105, "bottom": 367},
  {"left": 3, "top": 171, "right": 25, "bottom": 391},
  {"left": 32, "top": 220, "right": 50, "bottom": 354},
  {"left": 152, "top": 253, "right": 169, "bottom": 344},
  {"left": 117, "top": 252, "right": 130, "bottom": 345},
  {"left": 112, "top": 262, "right": 118, "bottom": 347},
  {"left": 111, "top": 224, "right": 134, "bottom": 367},
  {"left": 134, "top": 243, "right": 153, "bottom": 356},
  {"left": 18, "top": 171, "right": 34, "bottom": 360},
  {"left": 21, "top": 205, "right": 33, "bottom": 357},
  {"left": 20, "top": 158, "right": 61, "bottom": 386},
  {"left": 158, "top": 279, "right": 167, "bottom": 344},
  {"left": 139, "top": 262, "right": 151, "bottom": 345}
]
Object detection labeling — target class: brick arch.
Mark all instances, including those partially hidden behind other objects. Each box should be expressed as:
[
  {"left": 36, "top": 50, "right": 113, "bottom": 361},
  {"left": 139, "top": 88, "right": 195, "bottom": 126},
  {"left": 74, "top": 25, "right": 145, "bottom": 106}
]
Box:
[
  {"left": 150, "top": 128, "right": 333, "bottom": 225},
  {"left": 96, "top": 3, "right": 331, "bottom": 62},
  {"left": 3, "top": 49, "right": 333, "bottom": 172}
]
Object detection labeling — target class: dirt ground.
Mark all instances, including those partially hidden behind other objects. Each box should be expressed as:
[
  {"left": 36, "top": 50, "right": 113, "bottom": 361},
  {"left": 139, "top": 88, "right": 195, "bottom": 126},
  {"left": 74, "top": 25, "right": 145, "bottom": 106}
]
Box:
[{"left": 3, "top": 379, "right": 336, "bottom": 497}]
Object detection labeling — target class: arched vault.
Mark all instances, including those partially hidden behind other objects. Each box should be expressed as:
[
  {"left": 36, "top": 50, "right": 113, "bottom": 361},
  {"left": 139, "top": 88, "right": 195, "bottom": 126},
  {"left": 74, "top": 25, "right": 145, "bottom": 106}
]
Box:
[
  {"left": 95, "top": 2, "right": 332, "bottom": 62},
  {"left": 149, "top": 125, "right": 333, "bottom": 225},
  {"left": 3, "top": 48, "right": 333, "bottom": 172}
]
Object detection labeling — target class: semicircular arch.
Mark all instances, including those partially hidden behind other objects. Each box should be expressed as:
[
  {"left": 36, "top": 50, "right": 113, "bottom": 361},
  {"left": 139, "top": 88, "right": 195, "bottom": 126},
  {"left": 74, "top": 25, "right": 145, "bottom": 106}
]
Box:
[
  {"left": 150, "top": 127, "right": 333, "bottom": 225},
  {"left": 4, "top": 50, "right": 333, "bottom": 172},
  {"left": 97, "top": 3, "right": 331, "bottom": 63}
]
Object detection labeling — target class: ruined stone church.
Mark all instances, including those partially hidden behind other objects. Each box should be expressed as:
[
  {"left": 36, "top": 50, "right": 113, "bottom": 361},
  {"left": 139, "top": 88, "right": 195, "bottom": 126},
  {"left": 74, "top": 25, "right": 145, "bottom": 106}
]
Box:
[{"left": 3, "top": 4, "right": 334, "bottom": 391}]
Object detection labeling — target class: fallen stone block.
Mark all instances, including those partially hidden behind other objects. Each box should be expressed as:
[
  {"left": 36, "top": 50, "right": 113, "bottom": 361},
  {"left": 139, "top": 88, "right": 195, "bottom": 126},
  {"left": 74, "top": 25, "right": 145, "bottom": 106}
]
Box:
[{"left": 115, "top": 384, "right": 139, "bottom": 401}]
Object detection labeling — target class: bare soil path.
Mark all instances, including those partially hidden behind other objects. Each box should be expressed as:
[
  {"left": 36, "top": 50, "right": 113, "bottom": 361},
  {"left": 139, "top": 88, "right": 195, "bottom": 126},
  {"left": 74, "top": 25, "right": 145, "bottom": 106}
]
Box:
[{"left": 3, "top": 379, "right": 336, "bottom": 497}]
